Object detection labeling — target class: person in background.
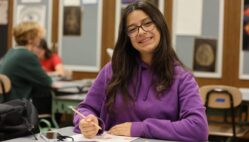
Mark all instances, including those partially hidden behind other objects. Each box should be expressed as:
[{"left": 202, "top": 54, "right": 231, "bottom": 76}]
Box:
[
  {"left": 0, "top": 21, "right": 52, "bottom": 105},
  {"left": 33, "top": 38, "right": 65, "bottom": 77},
  {"left": 73, "top": 1, "right": 208, "bottom": 141}
]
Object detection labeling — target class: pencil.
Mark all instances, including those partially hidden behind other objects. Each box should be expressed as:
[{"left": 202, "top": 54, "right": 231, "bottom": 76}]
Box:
[{"left": 70, "top": 107, "right": 102, "bottom": 130}]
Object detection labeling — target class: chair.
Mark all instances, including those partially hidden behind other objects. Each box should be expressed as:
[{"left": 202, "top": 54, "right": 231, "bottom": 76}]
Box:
[
  {"left": 37, "top": 90, "right": 59, "bottom": 130},
  {"left": 0, "top": 74, "right": 11, "bottom": 102},
  {"left": 200, "top": 85, "right": 249, "bottom": 141}
]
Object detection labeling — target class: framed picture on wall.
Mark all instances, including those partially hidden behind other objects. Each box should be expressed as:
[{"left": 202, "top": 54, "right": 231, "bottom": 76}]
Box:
[
  {"left": 16, "top": 5, "right": 46, "bottom": 27},
  {"left": 193, "top": 38, "right": 217, "bottom": 72},
  {"left": 239, "top": 0, "right": 249, "bottom": 79},
  {"left": 13, "top": 0, "right": 52, "bottom": 48},
  {"left": 172, "top": 0, "right": 224, "bottom": 78},
  {"left": 243, "top": 0, "right": 249, "bottom": 51},
  {"left": 63, "top": 6, "right": 82, "bottom": 36},
  {"left": 59, "top": 0, "right": 102, "bottom": 72}
]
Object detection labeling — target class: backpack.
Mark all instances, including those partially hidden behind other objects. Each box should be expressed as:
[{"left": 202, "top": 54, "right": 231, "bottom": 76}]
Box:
[{"left": 0, "top": 99, "right": 39, "bottom": 141}]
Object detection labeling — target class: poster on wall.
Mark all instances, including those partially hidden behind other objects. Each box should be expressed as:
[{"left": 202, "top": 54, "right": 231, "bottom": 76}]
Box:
[
  {"left": 175, "top": 0, "right": 203, "bottom": 36},
  {"left": 16, "top": 5, "right": 46, "bottom": 27},
  {"left": 63, "top": 6, "right": 82, "bottom": 36},
  {"left": 0, "top": 0, "right": 8, "bottom": 25},
  {"left": 243, "top": 0, "right": 249, "bottom": 51},
  {"left": 193, "top": 38, "right": 217, "bottom": 72}
]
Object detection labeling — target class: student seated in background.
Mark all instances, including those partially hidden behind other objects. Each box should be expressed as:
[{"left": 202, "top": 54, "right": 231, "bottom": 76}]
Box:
[
  {"left": 73, "top": 1, "right": 208, "bottom": 141},
  {"left": 33, "top": 38, "right": 65, "bottom": 77},
  {"left": 0, "top": 21, "right": 52, "bottom": 109}
]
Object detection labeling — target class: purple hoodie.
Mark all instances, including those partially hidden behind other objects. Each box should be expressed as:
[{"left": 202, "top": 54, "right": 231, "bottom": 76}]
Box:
[{"left": 73, "top": 61, "right": 208, "bottom": 141}]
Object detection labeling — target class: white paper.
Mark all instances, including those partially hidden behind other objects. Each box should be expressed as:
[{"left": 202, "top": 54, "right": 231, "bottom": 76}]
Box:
[
  {"left": 82, "top": 0, "right": 97, "bottom": 4},
  {"left": 22, "top": 0, "right": 41, "bottom": 3},
  {"left": 175, "top": 0, "right": 203, "bottom": 35},
  {"left": 71, "top": 133, "right": 138, "bottom": 142},
  {"left": 16, "top": 5, "right": 46, "bottom": 28},
  {"left": 64, "top": 0, "right": 80, "bottom": 6},
  {"left": 0, "top": 0, "right": 8, "bottom": 24}
]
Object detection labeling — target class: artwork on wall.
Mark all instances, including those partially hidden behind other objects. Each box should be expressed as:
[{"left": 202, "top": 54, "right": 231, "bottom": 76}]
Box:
[
  {"left": 239, "top": 0, "right": 249, "bottom": 79},
  {"left": 16, "top": 5, "right": 46, "bottom": 27},
  {"left": 63, "top": 6, "right": 82, "bottom": 36},
  {"left": 59, "top": 0, "right": 102, "bottom": 72},
  {"left": 193, "top": 38, "right": 217, "bottom": 72},
  {"left": 173, "top": 0, "right": 224, "bottom": 78},
  {"left": 243, "top": 0, "right": 249, "bottom": 51},
  {"left": 13, "top": 0, "right": 52, "bottom": 49}
]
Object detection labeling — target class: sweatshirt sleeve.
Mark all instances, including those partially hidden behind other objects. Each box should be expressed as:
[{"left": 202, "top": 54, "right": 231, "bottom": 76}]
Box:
[
  {"left": 73, "top": 63, "right": 111, "bottom": 133},
  {"left": 131, "top": 72, "right": 208, "bottom": 141}
]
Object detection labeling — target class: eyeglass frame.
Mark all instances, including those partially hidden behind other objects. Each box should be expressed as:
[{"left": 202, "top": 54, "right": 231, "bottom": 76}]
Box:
[{"left": 126, "top": 18, "right": 155, "bottom": 37}]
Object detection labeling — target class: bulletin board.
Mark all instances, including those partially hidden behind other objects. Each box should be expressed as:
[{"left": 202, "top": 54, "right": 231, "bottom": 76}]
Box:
[
  {"left": 58, "top": 0, "right": 102, "bottom": 72},
  {"left": 240, "top": 0, "right": 249, "bottom": 80},
  {"left": 115, "top": 0, "right": 165, "bottom": 41},
  {"left": 172, "top": 0, "right": 224, "bottom": 78},
  {"left": 13, "top": 0, "right": 52, "bottom": 47}
]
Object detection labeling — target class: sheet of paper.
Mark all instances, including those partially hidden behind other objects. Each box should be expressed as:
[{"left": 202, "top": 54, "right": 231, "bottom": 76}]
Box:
[
  {"left": 82, "top": 0, "right": 97, "bottom": 4},
  {"left": 175, "top": 0, "right": 203, "bottom": 35},
  {"left": 64, "top": 0, "right": 80, "bottom": 6},
  {"left": 22, "top": 0, "right": 41, "bottom": 3},
  {"left": 71, "top": 133, "right": 138, "bottom": 142}
]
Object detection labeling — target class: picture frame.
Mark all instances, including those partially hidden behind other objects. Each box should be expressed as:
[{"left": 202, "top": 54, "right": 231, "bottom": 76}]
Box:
[
  {"left": 193, "top": 38, "right": 217, "bottom": 73},
  {"left": 239, "top": 0, "right": 249, "bottom": 80},
  {"left": 63, "top": 6, "right": 82, "bottom": 36},
  {"left": 172, "top": 0, "right": 224, "bottom": 78},
  {"left": 58, "top": 0, "right": 102, "bottom": 72},
  {"left": 13, "top": 0, "right": 52, "bottom": 48}
]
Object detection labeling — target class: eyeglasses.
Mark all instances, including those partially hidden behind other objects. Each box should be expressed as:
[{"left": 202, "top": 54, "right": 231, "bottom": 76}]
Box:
[{"left": 127, "top": 19, "right": 155, "bottom": 37}]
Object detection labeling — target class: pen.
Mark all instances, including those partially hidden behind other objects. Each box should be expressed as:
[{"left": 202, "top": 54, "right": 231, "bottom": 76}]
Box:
[{"left": 70, "top": 106, "right": 102, "bottom": 130}]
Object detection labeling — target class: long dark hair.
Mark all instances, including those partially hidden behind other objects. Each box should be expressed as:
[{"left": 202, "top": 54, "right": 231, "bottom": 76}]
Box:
[
  {"left": 106, "top": 0, "right": 183, "bottom": 112},
  {"left": 39, "top": 39, "right": 52, "bottom": 59}
]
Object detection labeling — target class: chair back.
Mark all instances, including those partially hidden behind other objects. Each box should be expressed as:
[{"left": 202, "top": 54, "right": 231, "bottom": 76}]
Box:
[
  {"left": 199, "top": 85, "right": 249, "bottom": 140},
  {"left": 200, "top": 85, "right": 242, "bottom": 109},
  {"left": 0, "top": 74, "right": 11, "bottom": 95}
]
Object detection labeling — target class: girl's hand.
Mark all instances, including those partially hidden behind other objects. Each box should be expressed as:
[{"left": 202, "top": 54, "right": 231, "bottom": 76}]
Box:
[{"left": 79, "top": 114, "right": 99, "bottom": 138}]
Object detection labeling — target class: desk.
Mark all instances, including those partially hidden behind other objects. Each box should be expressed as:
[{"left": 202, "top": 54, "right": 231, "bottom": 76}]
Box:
[
  {"left": 4, "top": 127, "right": 175, "bottom": 142},
  {"left": 51, "top": 79, "right": 92, "bottom": 128},
  {"left": 52, "top": 93, "right": 86, "bottom": 128},
  {"left": 52, "top": 79, "right": 93, "bottom": 94}
]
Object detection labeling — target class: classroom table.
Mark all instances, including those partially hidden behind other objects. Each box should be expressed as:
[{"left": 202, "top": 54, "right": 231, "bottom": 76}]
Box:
[
  {"left": 51, "top": 79, "right": 93, "bottom": 128},
  {"left": 4, "top": 127, "right": 176, "bottom": 142},
  {"left": 51, "top": 93, "right": 86, "bottom": 128}
]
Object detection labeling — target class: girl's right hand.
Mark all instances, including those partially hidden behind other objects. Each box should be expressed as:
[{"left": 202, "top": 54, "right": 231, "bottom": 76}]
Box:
[{"left": 79, "top": 114, "right": 99, "bottom": 138}]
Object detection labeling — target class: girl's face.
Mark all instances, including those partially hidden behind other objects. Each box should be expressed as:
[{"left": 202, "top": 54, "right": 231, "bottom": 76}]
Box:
[{"left": 126, "top": 10, "right": 160, "bottom": 58}]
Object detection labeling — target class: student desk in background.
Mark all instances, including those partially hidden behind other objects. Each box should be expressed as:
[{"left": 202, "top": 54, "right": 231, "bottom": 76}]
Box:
[{"left": 51, "top": 80, "right": 92, "bottom": 128}]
